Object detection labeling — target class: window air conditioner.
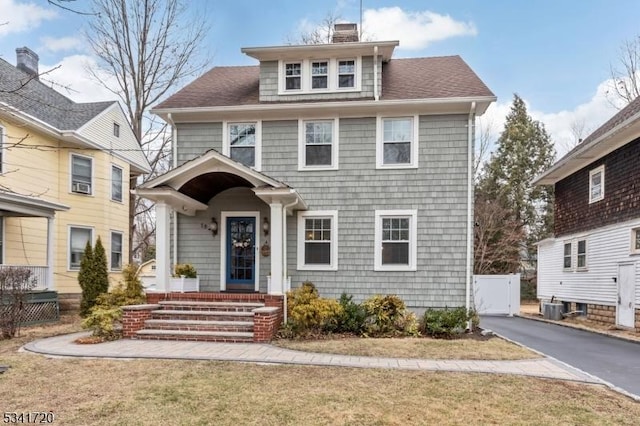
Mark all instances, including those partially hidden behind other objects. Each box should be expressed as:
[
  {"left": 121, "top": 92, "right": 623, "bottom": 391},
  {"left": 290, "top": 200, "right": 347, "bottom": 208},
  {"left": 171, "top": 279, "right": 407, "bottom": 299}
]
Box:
[{"left": 72, "top": 182, "right": 91, "bottom": 194}]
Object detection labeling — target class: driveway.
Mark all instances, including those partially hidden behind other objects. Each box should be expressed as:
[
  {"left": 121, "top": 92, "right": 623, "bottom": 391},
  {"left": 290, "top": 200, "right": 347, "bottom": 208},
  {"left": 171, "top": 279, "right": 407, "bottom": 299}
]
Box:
[{"left": 481, "top": 316, "right": 640, "bottom": 398}]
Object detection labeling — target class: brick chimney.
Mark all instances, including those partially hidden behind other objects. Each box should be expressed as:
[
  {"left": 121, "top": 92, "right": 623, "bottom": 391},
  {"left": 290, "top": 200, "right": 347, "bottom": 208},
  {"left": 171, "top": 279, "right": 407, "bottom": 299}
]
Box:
[
  {"left": 16, "top": 47, "right": 39, "bottom": 80},
  {"left": 332, "top": 23, "right": 359, "bottom": 43}
]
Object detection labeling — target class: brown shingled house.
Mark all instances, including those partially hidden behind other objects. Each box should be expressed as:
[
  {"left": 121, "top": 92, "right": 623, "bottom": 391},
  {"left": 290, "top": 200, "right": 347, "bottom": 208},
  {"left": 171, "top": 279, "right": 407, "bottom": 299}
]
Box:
[{"left": 130, "top": 24, "right": 496, "bottom": 342}]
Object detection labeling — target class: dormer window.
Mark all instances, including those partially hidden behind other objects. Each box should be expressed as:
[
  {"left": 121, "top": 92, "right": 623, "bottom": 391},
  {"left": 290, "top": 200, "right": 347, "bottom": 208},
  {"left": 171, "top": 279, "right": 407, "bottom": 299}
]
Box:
[
  {"left": 285, "top": 62, "right": 302, "bottom": 90},
  {"left": 278, "top": 58, "right": 361, "bottom": 94},
  {"left": 311, "top": 61, "right": 328, "bottom": 89},
  {"left": 338, "top": 60, "right": 355, "bottom": 88}
]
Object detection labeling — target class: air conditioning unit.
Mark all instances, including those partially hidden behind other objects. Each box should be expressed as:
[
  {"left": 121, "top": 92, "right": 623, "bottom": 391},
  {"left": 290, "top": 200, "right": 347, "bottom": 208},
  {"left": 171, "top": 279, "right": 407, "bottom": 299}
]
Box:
[{"left": 72, "top": 182, "right": 91, "bottom": 194}]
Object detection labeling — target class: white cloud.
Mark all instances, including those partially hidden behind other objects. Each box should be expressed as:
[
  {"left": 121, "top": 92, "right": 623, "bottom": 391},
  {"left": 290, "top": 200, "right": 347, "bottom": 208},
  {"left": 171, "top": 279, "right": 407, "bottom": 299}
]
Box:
[
  {"left": 41, "top": 55, "right": 119, "bottom": 103},
  {"left": 363, "top": 7, "right": 477, "bottom": 50},
  {"left": 479, "top": 79, "right": 625, "bottom": 161},
  {"left": 0, "top": 0, "right": 57, "bottom": 36},
  {"left": 40, "top": 36, "right": 83, "bottom": 53}
]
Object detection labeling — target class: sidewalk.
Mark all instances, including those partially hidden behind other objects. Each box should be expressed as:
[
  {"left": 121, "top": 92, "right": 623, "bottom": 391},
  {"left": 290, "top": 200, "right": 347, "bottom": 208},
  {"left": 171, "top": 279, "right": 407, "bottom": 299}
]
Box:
[{"left": 23, "top": 332, "right": 599, "bottom": 384}]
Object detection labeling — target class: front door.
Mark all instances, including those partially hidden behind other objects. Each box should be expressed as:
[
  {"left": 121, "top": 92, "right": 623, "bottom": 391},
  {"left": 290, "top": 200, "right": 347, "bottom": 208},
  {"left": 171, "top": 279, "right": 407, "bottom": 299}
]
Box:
[
  {"left": 226, "top": 217, "right": 256, "bottom": 290},
  {"left": 617, "top": 263, "right": 636, "bottom": 328}
]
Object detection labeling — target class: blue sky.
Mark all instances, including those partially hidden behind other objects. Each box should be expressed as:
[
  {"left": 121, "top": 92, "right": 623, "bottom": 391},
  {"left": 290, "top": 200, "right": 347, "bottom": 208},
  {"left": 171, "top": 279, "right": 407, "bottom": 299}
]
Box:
[{"left": 2, "top": 0, "right": 640, "bottom": 155}]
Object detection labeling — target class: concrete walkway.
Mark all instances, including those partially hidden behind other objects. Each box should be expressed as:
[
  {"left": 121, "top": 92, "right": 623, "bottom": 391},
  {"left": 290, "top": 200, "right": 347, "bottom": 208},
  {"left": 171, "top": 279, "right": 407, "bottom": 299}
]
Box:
[{"left": 23, "top": 332, "right": 599, "bottom": 384}]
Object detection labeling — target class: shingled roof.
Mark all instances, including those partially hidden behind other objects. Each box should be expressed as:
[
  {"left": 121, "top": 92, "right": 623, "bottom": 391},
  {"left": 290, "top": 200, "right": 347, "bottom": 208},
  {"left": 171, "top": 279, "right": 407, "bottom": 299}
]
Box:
[
  {"left": 154, "top": 56, "right": 493, "bottom": 110},
  {"left": 0, "top": 57, "right": 115, "bottom": 130}
]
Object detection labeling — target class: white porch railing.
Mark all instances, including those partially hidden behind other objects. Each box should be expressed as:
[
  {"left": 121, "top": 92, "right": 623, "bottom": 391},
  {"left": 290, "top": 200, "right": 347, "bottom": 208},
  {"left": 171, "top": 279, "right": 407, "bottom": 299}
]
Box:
[{"left": 0, "top": 265, "right": 49, "bottom": 290}]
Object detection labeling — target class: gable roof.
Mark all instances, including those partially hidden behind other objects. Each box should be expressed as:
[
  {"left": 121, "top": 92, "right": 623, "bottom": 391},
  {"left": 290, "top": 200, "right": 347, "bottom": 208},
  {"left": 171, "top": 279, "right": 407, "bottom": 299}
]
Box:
[
  {"left": 154, "top": 55, "right": 494, "bottom": 110},
  {"left": 0, "top": 58, "right": 114, "bottom": 130},
  {"left": 0, "top": 57, "right": 151, "bottom": 174},
  {"left": 533, "top": 95, "right": 640, "bottom": 185}
]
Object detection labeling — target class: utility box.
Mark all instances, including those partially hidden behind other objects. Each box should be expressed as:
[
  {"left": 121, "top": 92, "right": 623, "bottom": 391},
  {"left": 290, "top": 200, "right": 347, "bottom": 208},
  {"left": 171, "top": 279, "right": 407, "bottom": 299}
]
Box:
[{"left": 543, "top": 303, "right": 564, "bottom": 321}]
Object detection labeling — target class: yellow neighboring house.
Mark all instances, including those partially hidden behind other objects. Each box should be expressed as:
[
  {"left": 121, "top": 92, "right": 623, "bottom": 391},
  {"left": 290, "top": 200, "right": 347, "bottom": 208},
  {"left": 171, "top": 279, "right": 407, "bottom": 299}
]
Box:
[{"left": 0, "top": 47, "right": 151, "bottom": 307}]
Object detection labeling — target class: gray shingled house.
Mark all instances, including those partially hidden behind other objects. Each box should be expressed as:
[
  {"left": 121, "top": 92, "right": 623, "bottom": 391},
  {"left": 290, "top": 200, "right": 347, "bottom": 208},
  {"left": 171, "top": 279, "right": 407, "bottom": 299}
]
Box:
[{"left": 137, "top": 24, "right": 495, "bottom": 315}]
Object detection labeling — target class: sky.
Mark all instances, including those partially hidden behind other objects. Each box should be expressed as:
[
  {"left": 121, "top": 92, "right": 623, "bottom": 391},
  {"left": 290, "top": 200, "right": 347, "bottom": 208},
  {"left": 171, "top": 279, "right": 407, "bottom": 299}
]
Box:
[{"left": 1, "top": 0, "right": 640, "bottom": 158}]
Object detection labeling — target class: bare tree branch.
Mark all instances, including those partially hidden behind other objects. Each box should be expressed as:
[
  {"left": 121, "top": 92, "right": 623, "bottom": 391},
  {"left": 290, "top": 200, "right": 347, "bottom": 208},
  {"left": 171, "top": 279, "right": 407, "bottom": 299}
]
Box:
[
  {"left": 85, "top": 0, "right": 211, "bottom": 262},
  {"left": 608, "top": 36, "right": 640, "bottom": 107}
]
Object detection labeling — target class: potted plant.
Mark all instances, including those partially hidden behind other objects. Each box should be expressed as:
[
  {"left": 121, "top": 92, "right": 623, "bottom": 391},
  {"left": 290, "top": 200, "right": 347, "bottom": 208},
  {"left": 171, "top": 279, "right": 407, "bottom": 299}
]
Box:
[{"left": 170, "top": 263, "right": 199, "bottom": 292}]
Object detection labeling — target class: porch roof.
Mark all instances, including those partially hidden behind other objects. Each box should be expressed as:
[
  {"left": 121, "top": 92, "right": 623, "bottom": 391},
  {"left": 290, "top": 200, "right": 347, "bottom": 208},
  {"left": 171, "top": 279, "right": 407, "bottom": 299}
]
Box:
[
  {"left": 135, "top": 149, "right": 306, "bottom": 213},
  {"left": 0, "top": 191, "right": 69, "bottom": 218}
]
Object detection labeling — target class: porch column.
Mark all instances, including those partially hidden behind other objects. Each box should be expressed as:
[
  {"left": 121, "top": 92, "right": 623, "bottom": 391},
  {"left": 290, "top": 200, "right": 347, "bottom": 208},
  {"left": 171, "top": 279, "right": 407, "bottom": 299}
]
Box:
[
  {"left": 156, "top": 202, "right": 171, "bottom": 292},
  {"left": 269, "top": 202, "right": 284, "bottom": 294},
  {"left": 46, "top": 217, "right": 54, "bottom": 290}
]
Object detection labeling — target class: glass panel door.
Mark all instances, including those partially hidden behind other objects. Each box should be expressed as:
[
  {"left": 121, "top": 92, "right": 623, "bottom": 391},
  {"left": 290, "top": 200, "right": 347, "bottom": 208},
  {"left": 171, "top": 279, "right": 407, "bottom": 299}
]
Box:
[{"left": 226, "top": 217, "right": 256, "bottom": 286}]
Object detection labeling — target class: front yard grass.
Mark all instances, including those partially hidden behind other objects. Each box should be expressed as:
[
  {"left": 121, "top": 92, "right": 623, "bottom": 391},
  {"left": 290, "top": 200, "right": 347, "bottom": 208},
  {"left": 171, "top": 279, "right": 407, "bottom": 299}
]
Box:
[
  {"left": 2, "top": 316, "right": 639, "bottom": 425},
  {"left": 274, "top": 336, "right": 539, "bottom": 360}
]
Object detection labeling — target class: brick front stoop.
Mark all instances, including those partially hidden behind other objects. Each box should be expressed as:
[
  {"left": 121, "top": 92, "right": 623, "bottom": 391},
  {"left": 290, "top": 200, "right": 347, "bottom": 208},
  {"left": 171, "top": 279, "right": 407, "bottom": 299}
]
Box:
[{"left": 122, "top": 294, "right": 284, "bottom": 343}]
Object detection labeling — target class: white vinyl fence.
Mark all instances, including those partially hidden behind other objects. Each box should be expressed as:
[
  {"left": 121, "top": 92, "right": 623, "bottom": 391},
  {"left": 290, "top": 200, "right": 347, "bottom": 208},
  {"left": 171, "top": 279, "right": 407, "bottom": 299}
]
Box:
[{"left": 473, "top": 274, "right": 520, "bottom": 316}]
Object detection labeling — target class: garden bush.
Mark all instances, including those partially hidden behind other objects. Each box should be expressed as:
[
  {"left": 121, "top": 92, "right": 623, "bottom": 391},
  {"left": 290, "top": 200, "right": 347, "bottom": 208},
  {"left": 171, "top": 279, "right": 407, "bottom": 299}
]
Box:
[
  {"left": 422, "top": 307, "right": 471, "bottom": 338},
  {"left": 362, "top": 294, "right": 419, "bottom": 337},
  {"left": 0, "top": 267, "right": 36, "bottom": 338},
  {"left": 335, "top": 293, "right": 367, "bottom": 334},
  {"left": 285, "top": 282, "right": 343, "bottom": 336},
  {"left": 82, "top": 264, "right": 146, "bottom": 340}
]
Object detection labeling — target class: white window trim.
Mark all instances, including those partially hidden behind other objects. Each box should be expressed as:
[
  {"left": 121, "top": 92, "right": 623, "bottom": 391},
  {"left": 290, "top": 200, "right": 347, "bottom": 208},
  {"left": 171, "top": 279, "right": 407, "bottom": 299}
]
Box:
[
  {"left": 69, "top": 152, "right": 94, "bottom": 196},
  {"left": 576, "top": 239, "right": 588, "bottom": 271},
  {"left": 297, "top": 118, "right": 339, "bottom": 171},
  {"left": 310, "top": 59, "right": 330, "bottom": 91},
  {"left": 68, "top": 225, "right": 94, "bottom": 271},
  {"left": 563, "top": 241, "right": 572, "bottom": 271},
  {"left": 589, "top": 165, "right": 605, "bottom": 203},
  {"left": 113, "top": 122, "right": 120, "bottom": 138},
  {"left": 631, "top": 228, "right": 640, "bottom": 255},
  {"left": 297, "top": 210, "right": 338, "bottom": 271},
  {"left": 0, "top": 124, "right": 5, "bottom": 175},
  {"left": 278, "top": 58, "right": 361, "bottom": 94},
  {"left": 111, "top": 164, "right": 124, "bottom": 203},
  {"left": 374, "top": 209, "right": 417, "bottom": 272},
  {"left": 222, "top": 121, "right": 262, "bottom": 171},
  {"left": 109, "top": 230, "right": 124, "bottom": 271},
  {"left": 376, "top": 115, "right": 420, "bottom": 169}
]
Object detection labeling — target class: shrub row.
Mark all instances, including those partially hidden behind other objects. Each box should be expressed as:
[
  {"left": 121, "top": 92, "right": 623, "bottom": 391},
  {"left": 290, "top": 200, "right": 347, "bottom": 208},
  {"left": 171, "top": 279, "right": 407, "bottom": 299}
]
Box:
[{"left": 281, "top": 282, "right": 474, "bottom": 339}]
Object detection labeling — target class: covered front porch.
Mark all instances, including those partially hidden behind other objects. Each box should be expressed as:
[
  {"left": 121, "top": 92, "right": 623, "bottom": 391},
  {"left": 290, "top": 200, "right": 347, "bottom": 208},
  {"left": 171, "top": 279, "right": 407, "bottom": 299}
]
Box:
[{"left": 135, "top": 150, "right": 307, "bottom": 296}]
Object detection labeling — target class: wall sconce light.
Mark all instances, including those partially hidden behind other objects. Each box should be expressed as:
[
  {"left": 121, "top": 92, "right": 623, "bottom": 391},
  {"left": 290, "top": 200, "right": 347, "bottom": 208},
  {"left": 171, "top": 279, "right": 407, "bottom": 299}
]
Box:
[
  {"left": 263, "top": 217, "right": 270, "bottom": 236},
  {"left": 207, "top": 217, "right": 218, "bottom": 237}
]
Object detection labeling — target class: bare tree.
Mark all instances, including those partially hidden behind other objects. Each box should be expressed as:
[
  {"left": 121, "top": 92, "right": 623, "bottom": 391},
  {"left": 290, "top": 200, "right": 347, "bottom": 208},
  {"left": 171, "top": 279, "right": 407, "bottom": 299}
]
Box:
[
  {"left": 287, "top": 11, "right": 343, "bottom": 45},
  {"left": 85, "top": 0, "right": 210, "bottom": 262},
  {"left": 609, "top": 36, "right": 640, "bottom": 106},
  {"left": 474, "top": 118, "right": 493, "bottom": 181}
]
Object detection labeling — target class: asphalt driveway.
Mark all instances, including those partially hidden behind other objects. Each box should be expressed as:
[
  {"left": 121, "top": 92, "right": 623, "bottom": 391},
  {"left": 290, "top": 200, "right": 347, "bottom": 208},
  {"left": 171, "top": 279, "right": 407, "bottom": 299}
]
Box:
[{"left": 480, "top": 316, "right": 640, "bottom": 398}]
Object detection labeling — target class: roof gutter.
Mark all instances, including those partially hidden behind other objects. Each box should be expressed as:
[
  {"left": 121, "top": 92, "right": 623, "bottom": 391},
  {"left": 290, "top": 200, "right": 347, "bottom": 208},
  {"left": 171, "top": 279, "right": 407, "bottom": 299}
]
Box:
[
  {"left": 532, "top": 108, "right": 640, "bottom": 185},
  {"left": 151, "top": 96, "right": 497, "bottom": 116},
  {"left": 466, "top": 101, "right": 476, "bottom": 328}
]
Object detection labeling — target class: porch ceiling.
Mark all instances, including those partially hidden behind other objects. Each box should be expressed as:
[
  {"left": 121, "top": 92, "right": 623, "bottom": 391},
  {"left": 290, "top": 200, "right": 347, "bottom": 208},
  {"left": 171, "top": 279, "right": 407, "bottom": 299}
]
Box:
[{"left": 179, "top": 172, "right": 253, "bottom": 204}]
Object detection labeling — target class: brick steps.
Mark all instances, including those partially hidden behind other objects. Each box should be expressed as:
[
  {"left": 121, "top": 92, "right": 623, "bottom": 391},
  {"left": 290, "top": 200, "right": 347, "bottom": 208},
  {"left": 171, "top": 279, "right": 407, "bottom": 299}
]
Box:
[
  {"left": 144, "top": 319, "right": 254, "bottom": 333},
  {"left": 135, "top": 329, "right": 254, "bottom": 342},
  {"left": 158, "top": 300, "right": 264, "bottom": 312},
  {"left": 150, "top": 309, "right": 254, "bottom": 322}
]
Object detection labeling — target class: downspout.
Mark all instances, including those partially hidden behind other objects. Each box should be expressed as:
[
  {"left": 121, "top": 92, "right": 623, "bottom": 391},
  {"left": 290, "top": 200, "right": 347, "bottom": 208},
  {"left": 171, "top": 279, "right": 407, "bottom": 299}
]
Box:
[
  {"left": 281, "top": 196, "right": 299, "bottom": 324},
  {"left": 373, "top": 45, "right": 379, "bottom": 101},
  {"left": 167, "top": 113, "right": 178, "bottom": 267},
  {"left": 466, "top": 102, "right": 476, "bottom": 328}
]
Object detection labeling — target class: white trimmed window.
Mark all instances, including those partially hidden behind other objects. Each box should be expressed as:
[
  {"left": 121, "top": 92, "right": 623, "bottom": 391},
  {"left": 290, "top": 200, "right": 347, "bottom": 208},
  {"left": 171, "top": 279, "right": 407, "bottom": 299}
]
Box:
[
  {"left": 297, "top": 211, "right": 338, "bottom": 271},
  {"left": 577, "top": 239, "right": 587, "bottom": 269},
  {"left": 284, "top": 62, "right": 302, "bottom": 91},
  {"left": 311, "top": 60, "right": 329, "bottom": 89},
  {"left": 563, "top": 242, "right": 572, "bottom": 270},
  {"left": 110, "top": 231, "right": 123, "bottom": 270},
  {"left": 69, "top": 226, "right": 92, "bottom": 270},
  {"left": 374, "top": 210, "right": 417, "bottom": 271},
  {"left": 111, "top": 165, "right": 123, "bottom": 202},
  {"left": 376, "top": 116, "right": 419, "bottom": 168},
  {"left": 631, "top": 228, "right": 640, "bottom": 255},
  {"left": 337, "top": 59, "right": 356, "bottom": 88},
  {"left": 113, "top": 122, "right": 120, "bottom": 137},
  {"left": 224, "top": 122, "right": 262, "bottom": 170},
  {"left": 589, "top": 165, "right": 604, "bottom": 203},
  {"left": 298, "top": 119, "right": 338, "bottom": 170},
  {"left": 70, "top": 154, "right": 93, "bottom": 195},
  {"left": 279, "top": 58, "right": 361, "bottom": 93}
]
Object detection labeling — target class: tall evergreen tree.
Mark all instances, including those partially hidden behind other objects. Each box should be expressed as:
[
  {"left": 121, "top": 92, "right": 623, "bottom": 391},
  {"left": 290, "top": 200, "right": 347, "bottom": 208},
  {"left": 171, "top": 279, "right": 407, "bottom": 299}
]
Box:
[
  {"left": 78, "top": 241, "right": 94, "bottom": 317},
  {"left": 479, "top": 94, "right": 556, "bottom": 270},
  {"left": 93, "top": 237, "right": 110, "bottom": 297}
]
